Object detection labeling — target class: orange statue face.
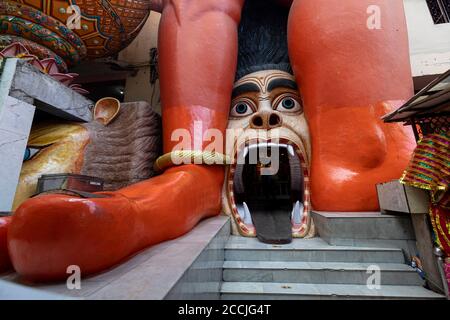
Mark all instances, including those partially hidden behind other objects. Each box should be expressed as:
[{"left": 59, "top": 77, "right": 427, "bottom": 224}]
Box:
[{"left": 222, "top": 70, "right": 313, "bottom": 243}]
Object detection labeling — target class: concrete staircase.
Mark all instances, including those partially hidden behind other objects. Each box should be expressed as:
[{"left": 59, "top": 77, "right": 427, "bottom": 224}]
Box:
[{"left": 220, "top": 236, "right": 445, "bottom": 300}]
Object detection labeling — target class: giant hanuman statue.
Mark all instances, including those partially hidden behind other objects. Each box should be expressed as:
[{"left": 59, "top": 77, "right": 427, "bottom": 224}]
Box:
[{"left": 0, "top": 0, "right": 415, "bottom": 281}]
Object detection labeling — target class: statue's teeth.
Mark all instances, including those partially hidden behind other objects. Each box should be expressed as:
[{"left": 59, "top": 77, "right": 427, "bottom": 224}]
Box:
[
  {"left": 242, "top": 202, "right": 253, "bottom": 225},
  {"left": 291, "top": 200, "right": 304, "bottom": 225},
  {"left": 287, "top": 144, "right": 295, "bottom": 157}
]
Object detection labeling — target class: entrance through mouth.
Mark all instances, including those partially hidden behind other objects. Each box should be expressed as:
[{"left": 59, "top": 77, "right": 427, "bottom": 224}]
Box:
[{"left": 233, "top": 143, "right": 305, "bottom": 244}]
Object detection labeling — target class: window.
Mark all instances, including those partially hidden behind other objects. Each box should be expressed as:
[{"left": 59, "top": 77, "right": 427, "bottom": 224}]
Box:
[{"left": 426, "top": 0, "right": 450, "bottom": 24}]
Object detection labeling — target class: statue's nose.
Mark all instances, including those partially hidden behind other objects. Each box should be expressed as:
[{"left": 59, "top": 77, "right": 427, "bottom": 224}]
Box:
[{"left": 250, "top": 112, "right": 283, "bottom": 129}]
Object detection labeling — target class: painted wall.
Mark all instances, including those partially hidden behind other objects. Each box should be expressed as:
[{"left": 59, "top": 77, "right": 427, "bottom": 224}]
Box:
[{"left": 404, "top": 0, "right": 450, "bottom": 77}]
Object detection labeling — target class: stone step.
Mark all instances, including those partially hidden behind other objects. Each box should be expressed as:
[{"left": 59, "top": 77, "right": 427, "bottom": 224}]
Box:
[
  {"left": 220, "top": 282, "right": 445, "bottom": 300},
  {"left": 311, "top": 211, "right": 415, "bottom": 240},
  {"left": 223, "top": 261, "right": 423, "bottom": 286},
  {"left": 312, "top": 211, "right": 415, "bottom": 244},
  {"left": 311, "top": 212, "right": 417, "bottom": 259},
  {"left": 225, "top": 237, "right": 405, "bottom": 263}
]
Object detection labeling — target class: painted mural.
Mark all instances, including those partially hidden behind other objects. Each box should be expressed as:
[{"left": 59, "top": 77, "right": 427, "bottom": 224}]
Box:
[{"left": 1, "top": 0, "right": 150, "bottom": 71}]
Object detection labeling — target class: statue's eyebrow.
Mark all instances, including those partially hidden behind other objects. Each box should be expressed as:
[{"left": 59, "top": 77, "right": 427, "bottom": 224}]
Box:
[
  {"left": 267, "top": 78, "right": 298, "bottom": 91},
  {"left": 232, "top": 83, "right": 261, "bottom": 98}
]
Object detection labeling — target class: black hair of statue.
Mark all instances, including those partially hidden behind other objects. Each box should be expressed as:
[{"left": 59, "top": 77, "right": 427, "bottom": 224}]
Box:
[{"left": 236, "top": 0, "right": 293, "bottom": 80}]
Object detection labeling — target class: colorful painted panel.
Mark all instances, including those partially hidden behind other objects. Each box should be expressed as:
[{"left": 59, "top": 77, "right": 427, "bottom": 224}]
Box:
[{"left": 1, "top": 0, "right": 150, "bottom": 67}]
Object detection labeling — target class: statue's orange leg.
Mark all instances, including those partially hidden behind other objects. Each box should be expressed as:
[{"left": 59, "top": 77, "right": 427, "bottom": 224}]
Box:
[
  {"left": 288, "top": 0, "right": 416, "bottom": 211},
  {"left": 8, "top": 0, "right": 244, "bottom": 282}
]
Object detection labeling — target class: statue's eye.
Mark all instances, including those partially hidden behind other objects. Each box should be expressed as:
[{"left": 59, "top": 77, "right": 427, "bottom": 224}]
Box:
[
  {"left": 230, "top": 100, "right": 255, "bottom": 117},
  {"left": 275, "top": 95, "right": 302, "bottom": 113},
  {"left": 235, "top": 103, "right": 248, "bottom": 114},
  {"left": 24, "top": 147, "right": 41, "bottom": 161}
]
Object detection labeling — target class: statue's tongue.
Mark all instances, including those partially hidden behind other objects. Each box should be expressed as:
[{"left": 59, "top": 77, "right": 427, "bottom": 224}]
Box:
[{"left": 250, "top": 201, "right": 292, "bottom": 245}]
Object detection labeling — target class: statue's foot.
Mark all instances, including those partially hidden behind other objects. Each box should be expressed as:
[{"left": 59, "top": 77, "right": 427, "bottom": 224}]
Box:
[
  {"left": 9, "top": 193, "right": 139, "bottom": 281},
  {"left": 8, "top": 165, "right": 224, "bottom": 282}
]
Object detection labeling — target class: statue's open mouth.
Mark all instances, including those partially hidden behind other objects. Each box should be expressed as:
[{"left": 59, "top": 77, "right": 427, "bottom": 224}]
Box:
[{"left": 226, "top": 139, "right": 311, "bottom": 243}]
